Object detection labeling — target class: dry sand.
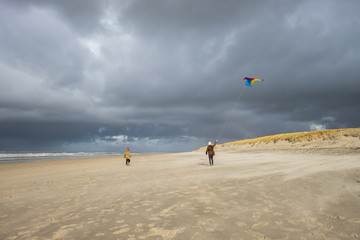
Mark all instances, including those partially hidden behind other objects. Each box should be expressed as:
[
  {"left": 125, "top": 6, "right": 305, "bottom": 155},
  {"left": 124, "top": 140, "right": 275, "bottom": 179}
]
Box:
[{"left": 1, "top": 143, "right": 360, "bottom": 239}]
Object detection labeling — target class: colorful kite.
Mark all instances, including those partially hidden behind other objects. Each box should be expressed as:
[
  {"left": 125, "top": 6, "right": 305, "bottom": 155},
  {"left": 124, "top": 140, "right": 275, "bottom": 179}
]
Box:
[{"left": 244, "top": 77, "right": 263, "bottom": 87}]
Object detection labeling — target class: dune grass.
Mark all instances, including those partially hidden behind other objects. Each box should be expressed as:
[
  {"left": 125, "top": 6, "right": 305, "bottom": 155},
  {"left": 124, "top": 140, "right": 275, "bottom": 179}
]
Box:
[{"left": 198, "top": 128, "right": 360, "bottom": 150}]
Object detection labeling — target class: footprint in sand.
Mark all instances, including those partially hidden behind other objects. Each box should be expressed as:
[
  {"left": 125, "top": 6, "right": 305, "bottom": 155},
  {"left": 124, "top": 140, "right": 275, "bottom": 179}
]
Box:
[
  {"left": 135, "top": 223, "right": 144, "bottom": 232},
  {"left": 101, "top": 209, "right": 115, "bottom": 214},
  {"left": 85, "top": 206, "right": 98, "bottom": 212},
  {"left": 251, "top": 222, "right": 269, "bottom": 230},
  {"left": 348, "top": 218, "right": 360, "bottom": 223},
  {"left": 112, "top": 228, "right": 130, "bottom": 235},
  {"left": 145, "top": 227, "right": 185, "bottom": 239},
  {"left": 52, "top": 224, "right": 78, "bottom": 239}
]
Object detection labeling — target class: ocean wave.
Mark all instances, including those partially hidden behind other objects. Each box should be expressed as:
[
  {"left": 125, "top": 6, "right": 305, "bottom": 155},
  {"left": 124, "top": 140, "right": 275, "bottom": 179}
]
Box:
[{"left": 0, "top": 152, "right": 124, "bottom": 163}]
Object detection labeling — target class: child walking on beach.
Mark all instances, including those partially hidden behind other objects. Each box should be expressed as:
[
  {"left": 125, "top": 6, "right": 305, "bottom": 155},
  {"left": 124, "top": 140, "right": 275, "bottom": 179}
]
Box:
[{"left": 124, "top": 147, "right": 131, "bottom": 166}]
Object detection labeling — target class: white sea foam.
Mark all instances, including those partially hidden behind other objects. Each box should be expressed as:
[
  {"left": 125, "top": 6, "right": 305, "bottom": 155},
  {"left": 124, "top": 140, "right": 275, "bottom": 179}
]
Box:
[{"left": 0, "top": 152, "right": 125, "bottom": 163}]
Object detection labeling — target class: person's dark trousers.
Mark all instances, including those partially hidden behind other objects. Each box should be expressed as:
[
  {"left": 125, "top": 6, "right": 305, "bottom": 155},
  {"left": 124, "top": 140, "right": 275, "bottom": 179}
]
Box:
[
  {"left": 209, "top": 156, "right": 213, "bottom": 166},
  {"left": 126, "top": 159, "right": 130, "bottom": 165}
]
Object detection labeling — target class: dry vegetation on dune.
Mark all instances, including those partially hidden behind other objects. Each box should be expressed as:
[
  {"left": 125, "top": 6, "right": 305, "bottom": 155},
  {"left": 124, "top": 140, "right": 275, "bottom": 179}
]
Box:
[
  {"left": 224, "top": 128, "right": 360, "bottom": 145},
  {"left": 198, "top": 128, "right": 360, "bottom": 151}
]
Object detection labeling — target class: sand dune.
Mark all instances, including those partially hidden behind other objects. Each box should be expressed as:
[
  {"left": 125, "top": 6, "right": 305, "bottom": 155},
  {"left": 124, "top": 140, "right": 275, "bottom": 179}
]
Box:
[{"left": 1, "top": 132, "right": 360, "bottom": 239}]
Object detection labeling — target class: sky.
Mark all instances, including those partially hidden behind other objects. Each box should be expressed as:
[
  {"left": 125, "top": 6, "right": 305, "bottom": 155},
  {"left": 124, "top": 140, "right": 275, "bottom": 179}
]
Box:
[{"left": 0, "top": 0, "right": 359, "bottom": 153}]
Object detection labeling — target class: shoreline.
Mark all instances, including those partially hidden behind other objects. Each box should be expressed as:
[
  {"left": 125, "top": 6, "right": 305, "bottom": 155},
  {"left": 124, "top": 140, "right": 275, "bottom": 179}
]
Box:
[{"left": 0, "top": 151, "right": 162, "bottom": 164}]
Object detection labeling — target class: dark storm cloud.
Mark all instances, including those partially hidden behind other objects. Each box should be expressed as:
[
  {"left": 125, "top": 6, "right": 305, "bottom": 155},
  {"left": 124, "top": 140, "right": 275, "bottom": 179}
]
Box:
[
  {"left": 3, "top": 0, "right": 105, "bottom": 34},
  {"left": 0, "top": 0, "right": 359, "bottom": 152}
]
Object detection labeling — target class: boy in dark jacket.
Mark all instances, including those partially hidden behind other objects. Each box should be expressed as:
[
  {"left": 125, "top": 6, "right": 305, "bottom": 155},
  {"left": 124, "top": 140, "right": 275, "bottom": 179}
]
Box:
[{"left": 205, "top": 140, "right": 217, "bottom": 166}]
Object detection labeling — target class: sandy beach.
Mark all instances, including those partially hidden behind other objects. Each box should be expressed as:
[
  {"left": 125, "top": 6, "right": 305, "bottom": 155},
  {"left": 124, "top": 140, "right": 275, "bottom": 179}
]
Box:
[{"left": 1, "top": 144, "right": 360, "bottom": 239}]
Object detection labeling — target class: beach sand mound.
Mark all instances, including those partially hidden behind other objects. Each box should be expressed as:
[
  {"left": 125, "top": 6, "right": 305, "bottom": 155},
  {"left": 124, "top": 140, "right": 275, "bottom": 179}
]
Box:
[{"left": 200, "top": 128, "right": 360, "bottom": 154}]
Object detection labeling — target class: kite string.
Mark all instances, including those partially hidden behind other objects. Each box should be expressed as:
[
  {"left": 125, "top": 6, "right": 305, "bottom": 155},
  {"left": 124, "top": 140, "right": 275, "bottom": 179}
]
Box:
[{"left": 216, "top": 85, "right": 246, "bottom": 141}]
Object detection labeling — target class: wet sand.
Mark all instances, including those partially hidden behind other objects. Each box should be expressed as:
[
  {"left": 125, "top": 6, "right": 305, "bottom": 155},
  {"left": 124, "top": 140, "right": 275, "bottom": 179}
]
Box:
[{"left": 1, "top": 148, "right": 360, "bottom": 239}]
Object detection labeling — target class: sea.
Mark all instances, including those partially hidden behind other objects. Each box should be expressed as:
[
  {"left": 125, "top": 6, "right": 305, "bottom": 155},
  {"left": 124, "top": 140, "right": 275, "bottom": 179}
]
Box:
[{"left": 0, "top": 152, "right": 124, "bottom": 164}]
